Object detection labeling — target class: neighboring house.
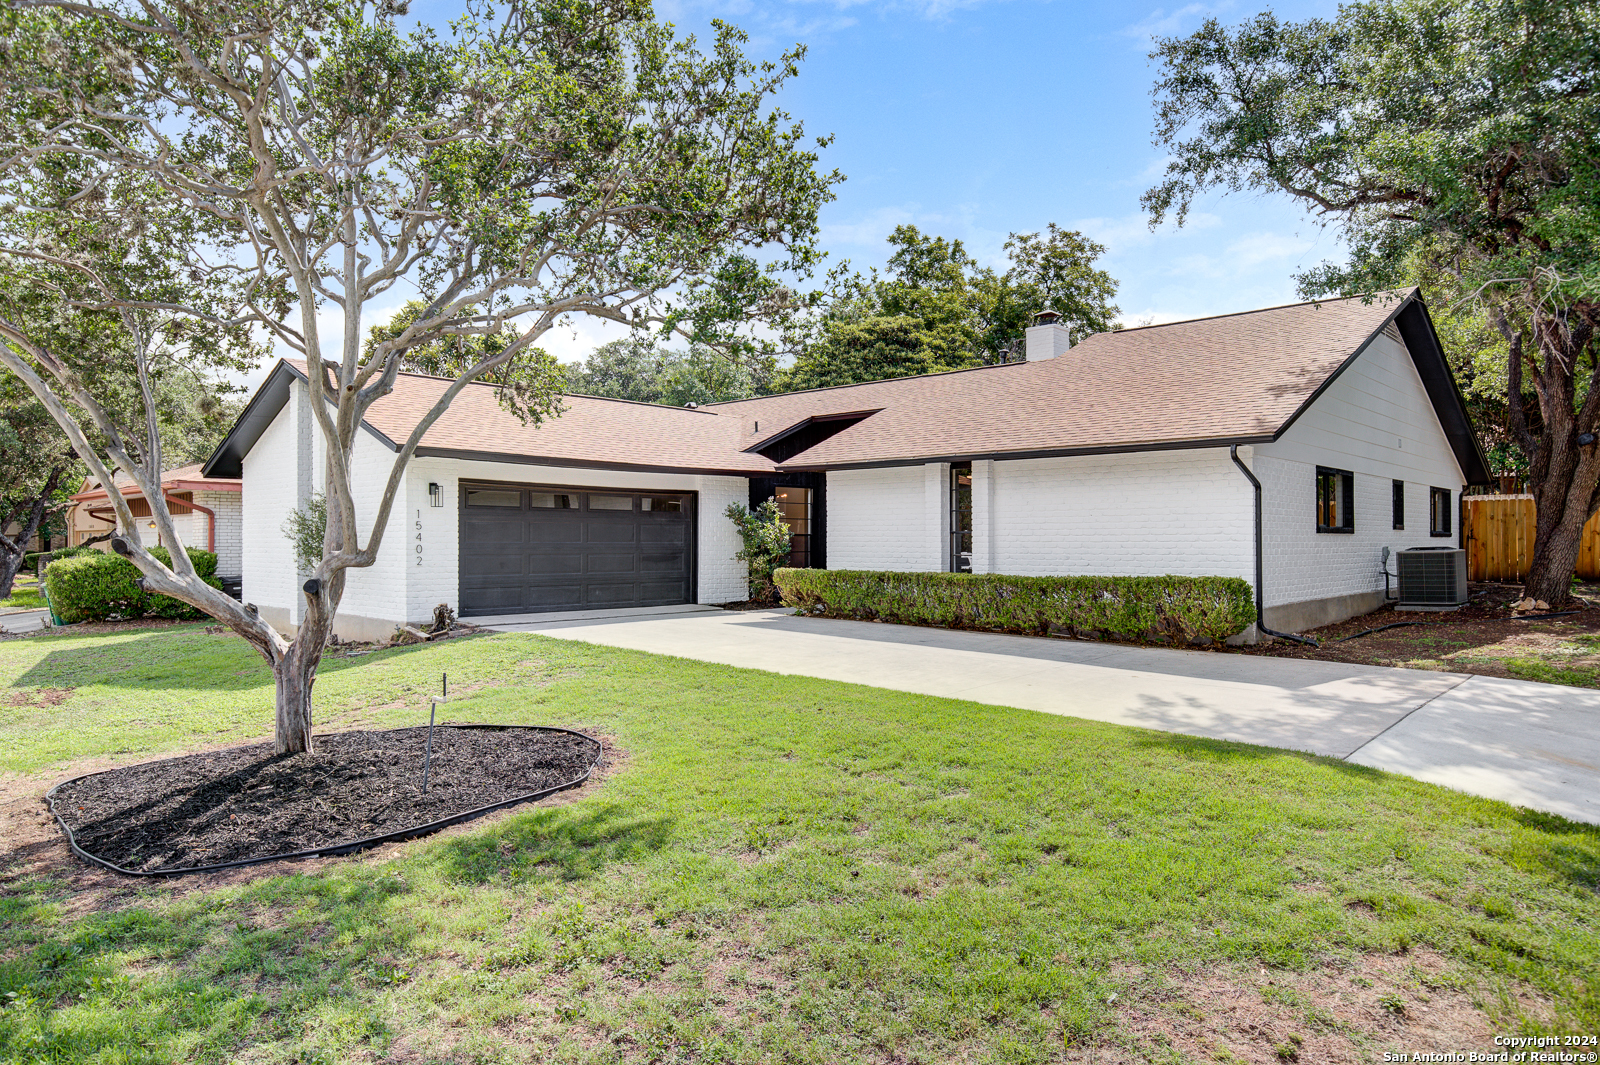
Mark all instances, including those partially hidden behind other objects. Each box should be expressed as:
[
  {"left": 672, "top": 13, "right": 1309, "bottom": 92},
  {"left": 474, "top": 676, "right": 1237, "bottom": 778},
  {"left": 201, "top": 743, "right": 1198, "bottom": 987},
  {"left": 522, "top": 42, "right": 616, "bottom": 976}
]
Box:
[
  {"left": 203, "top": 289, "right": 1490, "bottom": 642},
  {"left": 69, "top": 463, "right": 244, "bottom": 580}
]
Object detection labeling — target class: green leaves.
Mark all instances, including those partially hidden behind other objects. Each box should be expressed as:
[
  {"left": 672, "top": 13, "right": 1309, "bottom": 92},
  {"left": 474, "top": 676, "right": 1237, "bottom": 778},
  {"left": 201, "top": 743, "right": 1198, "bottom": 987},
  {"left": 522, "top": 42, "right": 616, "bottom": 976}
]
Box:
[
  {"left": 775, "top": 570, "right": 1256, "bottom": 644},
  {"left": 725, "top": 499, "right": 793, "bottom": 600},
  {"left": 781, "top": 223, "right": 1119, "bottom": 390}
]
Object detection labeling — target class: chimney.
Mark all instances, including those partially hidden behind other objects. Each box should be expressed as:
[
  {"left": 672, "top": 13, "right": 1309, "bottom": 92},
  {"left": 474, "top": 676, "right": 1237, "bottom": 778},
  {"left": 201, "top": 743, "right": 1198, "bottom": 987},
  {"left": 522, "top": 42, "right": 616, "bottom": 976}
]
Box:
[{"left": 1025, "top": 309, "right": 1072, "bottom": 361}]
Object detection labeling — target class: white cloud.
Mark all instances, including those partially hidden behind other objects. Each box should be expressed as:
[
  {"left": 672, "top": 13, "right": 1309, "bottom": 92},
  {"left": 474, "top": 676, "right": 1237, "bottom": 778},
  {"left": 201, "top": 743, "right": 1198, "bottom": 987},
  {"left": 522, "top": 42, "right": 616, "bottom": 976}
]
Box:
[
  {"left": 1120, "top": 2, "right": 1234, "bottom": 42},
  {"left": 1073, "top": 210, "right": 1220, "bottom": 253},
  {"left": 819, "top": 204, "right": 919, "bottom": 248},
  {"left": 1224, "top": 231, "right": 1315, "bottom": 269}
]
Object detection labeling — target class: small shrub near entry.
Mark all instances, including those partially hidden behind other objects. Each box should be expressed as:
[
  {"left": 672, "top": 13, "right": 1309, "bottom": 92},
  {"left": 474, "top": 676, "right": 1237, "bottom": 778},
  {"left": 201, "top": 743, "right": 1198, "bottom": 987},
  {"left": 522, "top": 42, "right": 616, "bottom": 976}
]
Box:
[
  {"left": 44, "top": 546, "right": 221, "bottom": 623},
  {"left": 773, "top": 569, "right": 1255, "bottom": 644},
  {"left": 724, "top": 499, "right": 793, "bottom": 601}
]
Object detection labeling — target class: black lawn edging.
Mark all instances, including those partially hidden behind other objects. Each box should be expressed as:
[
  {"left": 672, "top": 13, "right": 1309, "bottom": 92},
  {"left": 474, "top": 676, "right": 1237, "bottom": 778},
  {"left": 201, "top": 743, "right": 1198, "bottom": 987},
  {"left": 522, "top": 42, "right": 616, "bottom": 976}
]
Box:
[{"left": 45, "top": 724, "right": 602, "bottom": 878}]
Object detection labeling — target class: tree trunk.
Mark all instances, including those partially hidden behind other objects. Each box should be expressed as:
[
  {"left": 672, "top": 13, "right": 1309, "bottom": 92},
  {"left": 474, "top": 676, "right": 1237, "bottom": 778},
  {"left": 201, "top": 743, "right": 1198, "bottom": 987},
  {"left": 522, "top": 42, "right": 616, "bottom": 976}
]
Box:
[
  {"left": 1523, "top": 459, "right": 1600, "bottom": 604},
  {"left": 0, "top": 467, "right": 63, "bottom": 600},
  {"left": 1507, "top": 308, "right": 1600, "bottom": 607},
  {"left": 273, "top": 610, "right": 329, "bottom": 755},
  {"left": 0, "top": 549, "right": 23, "bottom": 603}
]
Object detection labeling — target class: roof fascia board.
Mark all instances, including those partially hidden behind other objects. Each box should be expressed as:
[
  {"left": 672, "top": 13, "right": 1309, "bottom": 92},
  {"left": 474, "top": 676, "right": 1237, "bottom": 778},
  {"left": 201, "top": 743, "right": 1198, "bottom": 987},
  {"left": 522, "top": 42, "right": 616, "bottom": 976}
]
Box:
[
  {"left": 201, "top": 359, "right": 400, "bottom": 478},
  {"left": 1268, "top": 292, "right": 1414, "bottom": 444},
  {"left": 1394, "top": 299, "right": 1493, "bottom": 485},
  {"left": 775, "top": 433, "right": 1277, "bottom": 472},
  {"left": 412, "top": 446, "right": 774, "bottom": 478},
  {"left": 742, "top": 409, "right": 881, "bottom": 455}
]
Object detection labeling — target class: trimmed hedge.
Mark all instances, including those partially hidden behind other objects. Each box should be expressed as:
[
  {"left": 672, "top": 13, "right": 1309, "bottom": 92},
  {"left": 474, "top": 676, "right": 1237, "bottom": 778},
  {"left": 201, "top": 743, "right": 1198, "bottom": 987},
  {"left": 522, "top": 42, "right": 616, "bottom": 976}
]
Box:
[
  {"left": 22, "top": 546, "right": 93, "bottom": 575},
  {"left": 44, "top": 546, "right": 221, "bottom": 623},
  {"left": 773, "top": 569, "right": 1255, "bottom": 644}
]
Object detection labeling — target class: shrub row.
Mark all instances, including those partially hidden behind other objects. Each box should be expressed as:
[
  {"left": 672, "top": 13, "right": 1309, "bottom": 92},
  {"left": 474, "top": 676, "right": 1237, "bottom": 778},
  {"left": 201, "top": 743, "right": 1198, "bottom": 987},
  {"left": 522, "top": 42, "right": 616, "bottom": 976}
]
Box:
[
  {"left": 773, "top": 569, "right": 1255, "bottom": 644},
  {"left": 22, "top": 546, "right": 94, "bottom": 575},
  {"left": 44, "top": 547, "right": 221, "bottom": 624}
]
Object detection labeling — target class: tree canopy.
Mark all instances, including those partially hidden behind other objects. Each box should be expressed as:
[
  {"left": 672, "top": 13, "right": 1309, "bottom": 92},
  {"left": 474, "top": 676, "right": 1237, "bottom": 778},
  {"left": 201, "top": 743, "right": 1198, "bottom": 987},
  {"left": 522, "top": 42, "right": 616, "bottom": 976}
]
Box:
[
  {"left": 1145, "top": 0, "right": 1600, "bottom": 602},
  {"left": 567, "top": 335, "right": 762, "bottom": 406},
  {"left": 0, "top": 0, "right": 840, "bottom": 751},
  {"left": 780, "top": 224, "right": 1118, "bottom": 391}
]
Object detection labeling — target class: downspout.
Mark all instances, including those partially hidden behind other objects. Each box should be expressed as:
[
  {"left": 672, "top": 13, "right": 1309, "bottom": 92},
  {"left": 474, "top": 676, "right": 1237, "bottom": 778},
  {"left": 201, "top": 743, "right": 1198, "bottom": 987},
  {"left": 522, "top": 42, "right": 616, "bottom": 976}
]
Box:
[
  {"left": 163, "top": 491, "right": 216, "bottom": 553},
  {"left": 1230, "top": 445, "right": 1319, "bottom": 648}
]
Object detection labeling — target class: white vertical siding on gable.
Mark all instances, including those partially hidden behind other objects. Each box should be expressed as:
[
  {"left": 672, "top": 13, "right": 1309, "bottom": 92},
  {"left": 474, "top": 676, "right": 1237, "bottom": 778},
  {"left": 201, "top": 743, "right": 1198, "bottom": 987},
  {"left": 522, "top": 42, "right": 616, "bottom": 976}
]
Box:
[
  {"left": 1254, "top": 330, "right": 1466, "bottom": 609},
  {"left": 988, "top": 449, "right": 1254, "bottom": 581},
  {"left": 827, "top": 465, "right": 936, "bottom": 570}
]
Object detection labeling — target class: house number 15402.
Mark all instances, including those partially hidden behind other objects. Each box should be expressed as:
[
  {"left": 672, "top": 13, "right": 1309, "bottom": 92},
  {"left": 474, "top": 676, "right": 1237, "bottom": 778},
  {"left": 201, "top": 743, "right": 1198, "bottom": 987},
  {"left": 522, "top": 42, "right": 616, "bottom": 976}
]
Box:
[{"left": 416, "top": 510, "right": 424, "bottom": 566}]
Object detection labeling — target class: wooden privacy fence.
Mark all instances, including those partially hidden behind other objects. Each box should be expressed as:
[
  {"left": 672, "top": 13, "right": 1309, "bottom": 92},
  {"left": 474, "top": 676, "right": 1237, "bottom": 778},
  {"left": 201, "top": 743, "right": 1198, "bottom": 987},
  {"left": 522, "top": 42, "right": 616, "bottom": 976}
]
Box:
[{"left": 1463, "top": 494, "right": 1600, "bottom": 581}]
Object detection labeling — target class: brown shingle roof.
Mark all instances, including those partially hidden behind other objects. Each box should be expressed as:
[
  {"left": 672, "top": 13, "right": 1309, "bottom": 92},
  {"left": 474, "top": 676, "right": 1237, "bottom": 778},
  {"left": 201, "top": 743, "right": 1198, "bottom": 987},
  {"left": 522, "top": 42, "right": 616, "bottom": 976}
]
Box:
[
  {"left": 714, "top": 293, "right": 1414, "bottom": 468},
  {"left": 322, "top": 364, "right": 775, "bottom": 475},
  {"left": 216, "top": 291, "right": 1476, "bottom": 480}
]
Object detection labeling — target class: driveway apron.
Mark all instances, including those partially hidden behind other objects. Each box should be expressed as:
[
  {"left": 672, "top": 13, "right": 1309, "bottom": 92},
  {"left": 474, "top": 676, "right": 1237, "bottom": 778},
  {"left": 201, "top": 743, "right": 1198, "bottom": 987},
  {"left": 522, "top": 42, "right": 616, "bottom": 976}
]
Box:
[{"left": 485, "top": 608, "right": 1598, "bottom": 824}]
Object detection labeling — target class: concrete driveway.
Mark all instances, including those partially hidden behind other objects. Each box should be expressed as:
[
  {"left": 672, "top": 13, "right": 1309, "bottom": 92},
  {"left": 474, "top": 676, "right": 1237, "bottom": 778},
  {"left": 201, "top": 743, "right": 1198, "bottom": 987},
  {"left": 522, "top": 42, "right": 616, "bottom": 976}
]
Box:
[
  {"left": 483, "top": 607, "right": 1600, "bottom": 825},
  {"left": 0, "top": 608, "right": 49, "bottom": 635}
]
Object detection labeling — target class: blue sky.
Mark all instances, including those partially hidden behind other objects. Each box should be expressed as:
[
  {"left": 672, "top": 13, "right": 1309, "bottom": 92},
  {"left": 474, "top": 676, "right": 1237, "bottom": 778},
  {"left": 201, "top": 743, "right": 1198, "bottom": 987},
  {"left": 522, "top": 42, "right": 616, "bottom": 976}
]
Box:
[
  {"left": 261, "top": 0, "right": 1346, "bottom": 380},
  {"left": 551, "top": 0, "right": 1347, "bottom": 361}
]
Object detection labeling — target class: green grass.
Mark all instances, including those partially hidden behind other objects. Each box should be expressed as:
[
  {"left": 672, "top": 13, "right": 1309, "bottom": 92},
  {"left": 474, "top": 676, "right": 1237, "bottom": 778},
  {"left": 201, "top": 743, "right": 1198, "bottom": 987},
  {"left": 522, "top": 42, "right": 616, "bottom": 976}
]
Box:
[
  {"left": 1, "top": 624, "right": 1597, "bottom": 1064},
  {"left": 0, "top": 575, "right": 43, "bottom": 612}
]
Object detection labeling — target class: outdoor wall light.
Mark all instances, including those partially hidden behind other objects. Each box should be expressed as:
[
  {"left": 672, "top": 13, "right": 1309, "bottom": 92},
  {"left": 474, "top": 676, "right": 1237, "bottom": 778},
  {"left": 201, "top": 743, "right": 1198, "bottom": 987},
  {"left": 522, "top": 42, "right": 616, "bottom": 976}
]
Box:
[{"left": 429, "top": 482, "right": 444, "bottom": 507}]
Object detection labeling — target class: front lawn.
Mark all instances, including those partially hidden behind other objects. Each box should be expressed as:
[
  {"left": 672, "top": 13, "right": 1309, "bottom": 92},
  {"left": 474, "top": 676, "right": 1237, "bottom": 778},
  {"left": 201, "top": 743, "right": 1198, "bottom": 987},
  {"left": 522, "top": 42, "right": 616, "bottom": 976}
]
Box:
[
  {"left": 0, "top": 574, "right": 43, "bottom": 613},
  {"left": 0, "top": 625, "right": 1596, "bottom": 1063}
]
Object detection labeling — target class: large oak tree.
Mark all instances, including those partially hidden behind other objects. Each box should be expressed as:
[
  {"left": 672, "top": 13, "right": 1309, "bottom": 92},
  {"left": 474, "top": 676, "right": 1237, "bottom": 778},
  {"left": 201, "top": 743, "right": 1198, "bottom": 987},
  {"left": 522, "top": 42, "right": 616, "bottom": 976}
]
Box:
[
  {"left": 1144, "top": 0, "right": 1600, "bottom": 603},
  {"left": 0, "top": 0, "right": 839, "bottom": 752}
]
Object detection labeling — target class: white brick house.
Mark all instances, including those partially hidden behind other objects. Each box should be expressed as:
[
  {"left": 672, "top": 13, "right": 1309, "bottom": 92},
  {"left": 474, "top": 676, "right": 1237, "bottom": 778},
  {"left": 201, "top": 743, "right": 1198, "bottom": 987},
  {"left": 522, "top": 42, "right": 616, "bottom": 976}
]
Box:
[{"left": 203, "top": 290, "right": 1490, "bottom": 641}]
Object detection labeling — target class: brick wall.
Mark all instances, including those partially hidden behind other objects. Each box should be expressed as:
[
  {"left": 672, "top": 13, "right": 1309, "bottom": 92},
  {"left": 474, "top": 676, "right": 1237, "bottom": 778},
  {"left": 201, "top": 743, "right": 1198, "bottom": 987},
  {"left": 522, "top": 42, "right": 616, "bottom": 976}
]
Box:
[
  {"left": 827, "top": 465, "right": 940, "bottom": 570},
  {"left": 989, "top": 449, "right": 1254, "bottom": 581},
  {"left": 1255, "top": 330, "right": 1466, "bottom": 610},
  {"left": 240, "top": 389, "right": 299, "bottom": 620},
  {"left": 193, "top": 490, "right": 242, "bottom": 576}
]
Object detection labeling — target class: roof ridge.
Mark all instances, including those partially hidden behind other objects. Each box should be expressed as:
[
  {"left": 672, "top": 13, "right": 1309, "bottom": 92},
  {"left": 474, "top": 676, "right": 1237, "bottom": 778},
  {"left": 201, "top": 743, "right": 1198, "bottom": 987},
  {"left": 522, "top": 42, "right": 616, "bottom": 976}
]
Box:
[
  {"left": 1105, "top": 288, "right": 1415, "bottom": 336},
  {"left": 704, "top": 359, "right": 1018, "bottom": 408}
]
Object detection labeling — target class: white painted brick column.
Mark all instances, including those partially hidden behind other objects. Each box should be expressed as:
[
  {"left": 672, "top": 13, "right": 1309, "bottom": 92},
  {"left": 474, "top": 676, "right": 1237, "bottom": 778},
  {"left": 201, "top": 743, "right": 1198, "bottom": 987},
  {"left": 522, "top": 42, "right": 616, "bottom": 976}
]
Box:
[
  {"left": 971, "top": 459, "right": 995, "bottom": 574},
  {"left": 924, "top": 462, "right": 949, "bottom": 571}
]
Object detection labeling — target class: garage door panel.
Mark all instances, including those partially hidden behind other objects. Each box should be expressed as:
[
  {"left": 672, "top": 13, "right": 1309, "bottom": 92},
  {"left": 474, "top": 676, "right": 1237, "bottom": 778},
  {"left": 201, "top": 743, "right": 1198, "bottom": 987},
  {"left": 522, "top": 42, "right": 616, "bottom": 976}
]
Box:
[
  {"left": 462, "top": 521, "right": 527, "bottom": 546},
  {"left": 459, "top": 583, "right": 525, "bottom": 611},
  {"left": 525, "top": 516, "right": 584, "bottom": 539},
  {"left": 461, "top": 554, "right": 527, "bottom": 578},
  {"left": 524, "top": 552, "right": 585, "bottom": 575},
  {"left": 639, "top": 580, "right": 687, "bottom": 601},
  {"left": 585, "top": 550, "right": 638, "bottom": 574},
  {"left": 639, "top": 524, "right": 687, "bottom": 545},
  {"left": 584, "top": 523, "right": 637, "bottom": 544},
  {"left": 524, "top": 582, "right": 586, "bottom": 609},
  {"left": 459, "top": 484, "right": 693, "bottom": 616}
]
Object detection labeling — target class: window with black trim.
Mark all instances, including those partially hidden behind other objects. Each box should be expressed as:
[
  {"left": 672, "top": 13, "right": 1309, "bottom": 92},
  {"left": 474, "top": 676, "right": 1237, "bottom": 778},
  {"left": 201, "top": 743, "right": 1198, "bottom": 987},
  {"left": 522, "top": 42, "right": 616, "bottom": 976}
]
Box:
[
  {"left": 1430, "top": 486, "right": 1452, "bottom": 536},
  {"left": 949, "top": 462, "right": 972, "bottom": 572},
  {"left": 1392, "top": 480, "right": 1405, "bottom": 530},
  {"left": 1316, "top": 467, "right": 1354, "bottom": 533}
]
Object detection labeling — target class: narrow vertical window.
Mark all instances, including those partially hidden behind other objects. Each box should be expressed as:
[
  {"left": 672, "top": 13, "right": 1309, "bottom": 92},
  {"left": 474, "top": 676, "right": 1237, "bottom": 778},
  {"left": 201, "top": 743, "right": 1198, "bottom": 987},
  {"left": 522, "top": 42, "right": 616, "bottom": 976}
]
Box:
[
  {"left": 1392, "top": 480, "right": 1405, "bottom": 530},
  {"left": 773, "top": 486, "right": 811, "bottom": 567},
  {"left": 1430, "top": 487, "right": 1452, "bottom": 536},
  {"left": 1315, "top": 467, "right": 1354, "bottom": 533},
  {"left": 950, "top": 462, "right": 973, "bottom": 572}
]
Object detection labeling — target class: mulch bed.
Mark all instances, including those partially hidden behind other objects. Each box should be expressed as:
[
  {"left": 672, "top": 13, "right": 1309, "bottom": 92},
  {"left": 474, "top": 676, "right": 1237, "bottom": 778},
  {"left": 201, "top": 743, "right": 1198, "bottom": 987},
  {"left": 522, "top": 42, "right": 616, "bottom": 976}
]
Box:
[{"left": 48, "top": 726, "right": 601, "bottom": 875}]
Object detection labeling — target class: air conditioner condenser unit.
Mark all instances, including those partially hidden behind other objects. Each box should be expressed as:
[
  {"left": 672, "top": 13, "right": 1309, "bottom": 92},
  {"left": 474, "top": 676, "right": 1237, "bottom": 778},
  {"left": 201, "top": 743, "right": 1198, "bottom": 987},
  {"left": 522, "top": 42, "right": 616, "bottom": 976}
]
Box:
[{"left": 1395, "top": 547, "right": 1468, "bottom": 609}]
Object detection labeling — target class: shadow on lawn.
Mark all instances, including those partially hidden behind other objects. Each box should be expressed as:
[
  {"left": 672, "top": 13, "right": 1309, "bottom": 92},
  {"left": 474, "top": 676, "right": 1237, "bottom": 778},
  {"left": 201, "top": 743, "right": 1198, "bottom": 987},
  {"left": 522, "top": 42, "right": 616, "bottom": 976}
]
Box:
[
  {"left": 0, "top": 799, "right": 670, "bottom": 1060},
  {"left": 10, "top": 627, "right": 451, "bottom": 691}
]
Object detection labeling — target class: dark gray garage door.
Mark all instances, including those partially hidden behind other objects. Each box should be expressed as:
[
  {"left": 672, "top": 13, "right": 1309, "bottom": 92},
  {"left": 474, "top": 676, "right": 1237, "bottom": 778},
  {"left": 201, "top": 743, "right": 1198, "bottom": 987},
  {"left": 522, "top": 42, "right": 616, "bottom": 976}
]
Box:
[{"left": 459, "top": 483, "right": 693, "bottom": 616}]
